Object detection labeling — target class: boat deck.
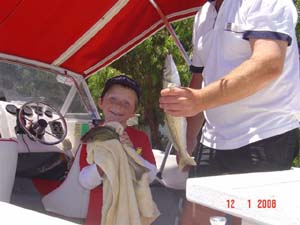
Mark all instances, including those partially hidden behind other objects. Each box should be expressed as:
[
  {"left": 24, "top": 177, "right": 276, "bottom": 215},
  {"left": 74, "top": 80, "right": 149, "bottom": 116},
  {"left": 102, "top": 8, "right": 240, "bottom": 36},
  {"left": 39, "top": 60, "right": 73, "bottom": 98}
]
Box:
[{"left": 10, "top": 177, "right": 184, "bottom": 225}]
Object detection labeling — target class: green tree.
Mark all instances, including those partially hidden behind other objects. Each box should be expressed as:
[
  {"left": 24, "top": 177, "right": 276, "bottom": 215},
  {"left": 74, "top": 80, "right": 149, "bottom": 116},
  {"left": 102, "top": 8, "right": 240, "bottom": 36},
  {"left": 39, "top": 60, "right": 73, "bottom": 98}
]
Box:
[
  {"left": 296, "top": 0, "right": 300, "bottom": 46},
  {"left": 87, "top": 19, "right": 193, "bottom": 149}
]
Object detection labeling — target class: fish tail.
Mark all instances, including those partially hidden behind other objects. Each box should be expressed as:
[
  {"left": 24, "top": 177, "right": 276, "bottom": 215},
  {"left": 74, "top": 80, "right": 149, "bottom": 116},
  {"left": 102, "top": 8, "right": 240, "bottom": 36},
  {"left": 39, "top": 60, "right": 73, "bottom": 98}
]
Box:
[{"left": 178, "top": 156, "right": 197, "bottom": 171}]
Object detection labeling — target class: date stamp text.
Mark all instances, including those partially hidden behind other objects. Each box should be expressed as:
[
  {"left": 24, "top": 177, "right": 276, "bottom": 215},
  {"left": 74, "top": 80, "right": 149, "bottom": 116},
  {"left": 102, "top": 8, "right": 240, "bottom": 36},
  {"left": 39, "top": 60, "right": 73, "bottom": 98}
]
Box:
[{"left": 226, "top": 199, "right": 277, "bottom": 209}]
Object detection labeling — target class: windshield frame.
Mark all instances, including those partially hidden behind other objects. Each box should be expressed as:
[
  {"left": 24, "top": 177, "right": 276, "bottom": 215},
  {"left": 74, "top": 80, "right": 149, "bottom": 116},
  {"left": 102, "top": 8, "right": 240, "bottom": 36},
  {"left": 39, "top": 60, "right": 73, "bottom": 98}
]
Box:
[{"left": 0, "top": 53, "right": 100, "bottom": 120}]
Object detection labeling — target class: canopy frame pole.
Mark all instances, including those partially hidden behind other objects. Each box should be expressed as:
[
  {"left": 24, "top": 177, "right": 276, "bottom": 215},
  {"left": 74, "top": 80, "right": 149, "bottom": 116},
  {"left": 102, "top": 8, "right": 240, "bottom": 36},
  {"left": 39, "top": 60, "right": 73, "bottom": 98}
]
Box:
[
  {"left": 149, "top": 0, "right": 192, "bottom": 66},
  {"left": 156, "top": 141, "right": 173, "bottom": 180}
]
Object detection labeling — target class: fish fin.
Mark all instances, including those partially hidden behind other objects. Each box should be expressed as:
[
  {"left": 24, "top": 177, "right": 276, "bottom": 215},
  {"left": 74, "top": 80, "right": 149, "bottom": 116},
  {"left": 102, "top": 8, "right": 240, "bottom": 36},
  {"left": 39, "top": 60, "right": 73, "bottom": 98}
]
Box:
[{"left": 178, "top": 156, "right": 197, "bottom": 171}]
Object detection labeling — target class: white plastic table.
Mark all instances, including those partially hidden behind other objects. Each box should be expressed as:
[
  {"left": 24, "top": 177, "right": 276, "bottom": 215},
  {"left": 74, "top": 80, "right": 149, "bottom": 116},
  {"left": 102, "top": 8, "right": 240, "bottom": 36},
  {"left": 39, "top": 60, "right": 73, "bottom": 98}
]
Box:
[{"left": 186, "top": 168, "right": 300, "bottom": 225}]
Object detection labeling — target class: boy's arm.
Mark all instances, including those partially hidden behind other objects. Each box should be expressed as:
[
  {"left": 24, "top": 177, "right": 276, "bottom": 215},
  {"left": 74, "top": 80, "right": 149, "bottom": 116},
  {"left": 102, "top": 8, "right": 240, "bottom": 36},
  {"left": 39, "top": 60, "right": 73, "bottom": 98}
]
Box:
[{"left": 79, "top": 164, "right": 103, "bottom": 190}]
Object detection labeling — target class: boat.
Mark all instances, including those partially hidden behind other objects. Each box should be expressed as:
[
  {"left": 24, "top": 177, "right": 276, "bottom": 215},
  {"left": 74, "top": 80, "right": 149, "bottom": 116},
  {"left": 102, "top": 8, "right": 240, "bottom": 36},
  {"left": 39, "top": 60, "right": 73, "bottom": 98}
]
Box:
[{"left": 0, "top": 1, "right": 206, "bottom": 224}]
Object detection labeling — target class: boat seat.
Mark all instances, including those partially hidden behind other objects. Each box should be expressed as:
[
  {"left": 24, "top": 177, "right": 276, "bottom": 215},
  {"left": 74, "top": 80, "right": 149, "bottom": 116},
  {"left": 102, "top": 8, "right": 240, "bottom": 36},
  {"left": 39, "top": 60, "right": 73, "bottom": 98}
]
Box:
[
  {"left": 0, "top": 138, "right": 18, "bottom": 202},
  {"left": 42, "top": 144, "right": 89, "bottom": 218}
]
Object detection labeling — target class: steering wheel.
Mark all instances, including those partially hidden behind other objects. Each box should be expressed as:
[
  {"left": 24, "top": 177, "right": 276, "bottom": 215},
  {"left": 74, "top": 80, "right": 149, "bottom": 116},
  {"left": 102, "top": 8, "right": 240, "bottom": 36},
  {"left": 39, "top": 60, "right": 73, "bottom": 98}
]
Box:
[{"left": 18, "top": 101, "right": 67, "bottom": 145}]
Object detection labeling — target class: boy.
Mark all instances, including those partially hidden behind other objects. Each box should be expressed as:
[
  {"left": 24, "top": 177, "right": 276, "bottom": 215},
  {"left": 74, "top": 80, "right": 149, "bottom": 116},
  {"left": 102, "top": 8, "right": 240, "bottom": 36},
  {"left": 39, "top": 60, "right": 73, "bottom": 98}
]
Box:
[{"left": 79, "top": 75, "right": 157, "bottom": 225}]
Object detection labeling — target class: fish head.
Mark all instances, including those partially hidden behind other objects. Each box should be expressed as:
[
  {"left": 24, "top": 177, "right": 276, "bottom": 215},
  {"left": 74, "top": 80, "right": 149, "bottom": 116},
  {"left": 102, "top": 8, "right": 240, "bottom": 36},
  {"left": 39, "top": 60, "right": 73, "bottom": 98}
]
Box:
[{"left": 81, "top": 126, "right": 119, "bottom": 143}]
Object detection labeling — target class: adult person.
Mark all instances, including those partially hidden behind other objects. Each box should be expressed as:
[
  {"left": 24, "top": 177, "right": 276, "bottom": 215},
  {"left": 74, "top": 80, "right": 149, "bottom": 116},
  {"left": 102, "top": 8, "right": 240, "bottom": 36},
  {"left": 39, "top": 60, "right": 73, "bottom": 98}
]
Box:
[
  {"left": 79, "top": 75, "right": 157, "bottom": 225},
  {"left": 159, "top": 0, "right": 300, "bottom": 224}
]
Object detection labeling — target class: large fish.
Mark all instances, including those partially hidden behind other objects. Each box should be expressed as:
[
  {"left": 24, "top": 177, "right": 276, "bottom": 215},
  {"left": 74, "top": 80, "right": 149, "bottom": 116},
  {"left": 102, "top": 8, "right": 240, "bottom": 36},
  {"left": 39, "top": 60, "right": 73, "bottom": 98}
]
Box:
[
  {"left": 81, "top": 125, "right": 119, "bottom": 143},
  {"left": 162, "top": 54, "right": 196, "bottom": 170}
]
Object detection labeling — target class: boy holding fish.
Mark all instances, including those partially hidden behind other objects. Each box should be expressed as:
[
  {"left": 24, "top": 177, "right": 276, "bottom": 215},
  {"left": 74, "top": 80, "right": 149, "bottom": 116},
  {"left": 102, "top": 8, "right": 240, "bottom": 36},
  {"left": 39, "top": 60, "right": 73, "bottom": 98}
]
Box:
[{"left": 79, "top": 75, "right": 158, "bottom": 225}]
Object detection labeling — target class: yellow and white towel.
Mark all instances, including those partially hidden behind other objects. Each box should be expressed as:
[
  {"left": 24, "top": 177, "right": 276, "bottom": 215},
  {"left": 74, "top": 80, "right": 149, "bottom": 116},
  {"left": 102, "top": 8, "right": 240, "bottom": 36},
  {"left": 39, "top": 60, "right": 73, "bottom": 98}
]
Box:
[{"left": 86, "top": 139, "right": 160, "bottom": 225}]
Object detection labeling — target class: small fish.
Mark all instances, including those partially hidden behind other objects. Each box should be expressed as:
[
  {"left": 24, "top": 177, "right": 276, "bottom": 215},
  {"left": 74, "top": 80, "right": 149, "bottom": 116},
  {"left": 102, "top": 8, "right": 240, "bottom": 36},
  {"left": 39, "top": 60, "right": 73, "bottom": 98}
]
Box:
[
  {"left": 163, "top": 54, "right": 196, "bottom": 170},
  {"left": 81, "top": 125, "right": 119, "bottom": 143}
]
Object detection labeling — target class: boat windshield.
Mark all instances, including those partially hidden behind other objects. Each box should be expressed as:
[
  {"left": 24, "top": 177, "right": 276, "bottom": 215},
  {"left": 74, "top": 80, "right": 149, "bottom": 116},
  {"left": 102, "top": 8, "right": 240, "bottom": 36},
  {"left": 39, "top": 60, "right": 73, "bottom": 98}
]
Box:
[{"left": 0, "top": 60, "right": 96, "bottom": 119}]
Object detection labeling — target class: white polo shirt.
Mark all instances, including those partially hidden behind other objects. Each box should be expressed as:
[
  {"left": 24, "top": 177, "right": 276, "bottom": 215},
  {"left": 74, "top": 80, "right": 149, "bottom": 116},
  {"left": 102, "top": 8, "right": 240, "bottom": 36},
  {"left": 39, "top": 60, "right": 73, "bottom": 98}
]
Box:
[{"left": 191, "top": 0, "right": 300, "bottom": 149}]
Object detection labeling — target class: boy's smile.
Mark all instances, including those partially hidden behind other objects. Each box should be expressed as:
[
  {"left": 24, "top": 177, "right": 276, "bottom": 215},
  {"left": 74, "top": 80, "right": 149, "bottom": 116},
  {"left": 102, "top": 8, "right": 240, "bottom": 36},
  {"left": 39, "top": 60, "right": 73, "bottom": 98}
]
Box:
[{"left": 99, "top": 84, "right": 137, "bottom": 127}]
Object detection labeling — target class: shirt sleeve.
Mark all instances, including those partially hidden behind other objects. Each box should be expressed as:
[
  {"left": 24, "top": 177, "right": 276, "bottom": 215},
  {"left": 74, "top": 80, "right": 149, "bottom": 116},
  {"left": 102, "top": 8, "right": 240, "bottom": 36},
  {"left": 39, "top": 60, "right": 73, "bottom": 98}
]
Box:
[
  {"left": 191, "top": 2, "right": 215, "bottom": 71},
  {"left": 79, "top": 164, "right": 103, "bottom": 190},
  {"left": 242, "top": 0, "right": 297, "bottom": 46},
  {"left": 191, "top": 8, "right": 205, "bottom": 70}
]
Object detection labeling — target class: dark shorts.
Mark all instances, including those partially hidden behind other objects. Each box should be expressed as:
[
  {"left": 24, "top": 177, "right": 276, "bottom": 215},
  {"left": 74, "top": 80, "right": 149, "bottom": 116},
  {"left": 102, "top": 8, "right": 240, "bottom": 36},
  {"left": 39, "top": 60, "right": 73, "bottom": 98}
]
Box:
[{"left": 189, "top": 128, "right": 300, "bottom": 178}]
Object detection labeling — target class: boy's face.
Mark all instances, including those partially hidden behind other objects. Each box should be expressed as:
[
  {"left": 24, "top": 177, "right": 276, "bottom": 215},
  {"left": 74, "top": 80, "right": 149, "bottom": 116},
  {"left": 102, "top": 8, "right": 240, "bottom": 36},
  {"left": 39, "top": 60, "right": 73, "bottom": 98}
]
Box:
[{"left": 98, "top": 84, "right": 137, "bottom": 127}]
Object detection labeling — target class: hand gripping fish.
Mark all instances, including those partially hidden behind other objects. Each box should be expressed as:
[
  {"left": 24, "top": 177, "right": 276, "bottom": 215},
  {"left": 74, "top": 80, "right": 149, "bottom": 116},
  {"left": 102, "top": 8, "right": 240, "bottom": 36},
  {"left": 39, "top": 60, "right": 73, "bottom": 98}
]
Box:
[{"left": 162, "top": 54, "right": 196, "bottom": 170}]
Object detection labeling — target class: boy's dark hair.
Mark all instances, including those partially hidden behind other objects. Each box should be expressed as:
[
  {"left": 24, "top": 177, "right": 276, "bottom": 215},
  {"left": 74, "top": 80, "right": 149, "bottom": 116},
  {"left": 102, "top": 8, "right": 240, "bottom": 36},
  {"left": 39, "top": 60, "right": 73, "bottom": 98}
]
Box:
[{"left": 100, "top": 75, "right": 140, "bottom": 103}]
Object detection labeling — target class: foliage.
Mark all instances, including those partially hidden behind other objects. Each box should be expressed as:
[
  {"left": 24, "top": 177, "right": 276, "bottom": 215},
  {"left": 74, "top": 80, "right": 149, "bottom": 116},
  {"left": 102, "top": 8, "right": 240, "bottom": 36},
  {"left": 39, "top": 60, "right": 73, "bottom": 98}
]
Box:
[
  {"left": 87, "top": 18, "right": 194, "bottom": 148},
  {"left": 293, "top": 0, "right": 300, "bottom": 167},
  {"left": 296, "top": 0, "right": 300, "bottom": 46},
  {"left": 293, "top": 156, "right": 300, "bottom": 167}
]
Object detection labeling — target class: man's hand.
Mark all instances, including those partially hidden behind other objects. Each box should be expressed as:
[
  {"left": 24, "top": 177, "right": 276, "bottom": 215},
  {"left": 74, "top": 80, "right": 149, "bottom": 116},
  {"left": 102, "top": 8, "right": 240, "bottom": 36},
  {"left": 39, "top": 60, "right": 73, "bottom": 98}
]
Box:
[{"left": 159, "top": 87, "right": 202, "bottom": 117}]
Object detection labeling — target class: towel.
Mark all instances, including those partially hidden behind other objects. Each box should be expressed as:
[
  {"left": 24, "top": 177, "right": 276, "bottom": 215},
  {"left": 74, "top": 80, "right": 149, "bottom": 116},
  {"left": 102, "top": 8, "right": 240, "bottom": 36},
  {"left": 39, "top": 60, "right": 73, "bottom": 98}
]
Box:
[{"left": 86, "top": 139, "right": 160, "bottom": 225}]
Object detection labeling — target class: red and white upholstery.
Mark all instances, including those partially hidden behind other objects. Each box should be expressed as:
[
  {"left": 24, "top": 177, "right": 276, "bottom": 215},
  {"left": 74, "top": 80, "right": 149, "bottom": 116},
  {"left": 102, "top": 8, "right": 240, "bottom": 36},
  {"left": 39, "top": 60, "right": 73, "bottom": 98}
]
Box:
[{"left": 0, "top": 138, "right": 18, "bottom": 202}]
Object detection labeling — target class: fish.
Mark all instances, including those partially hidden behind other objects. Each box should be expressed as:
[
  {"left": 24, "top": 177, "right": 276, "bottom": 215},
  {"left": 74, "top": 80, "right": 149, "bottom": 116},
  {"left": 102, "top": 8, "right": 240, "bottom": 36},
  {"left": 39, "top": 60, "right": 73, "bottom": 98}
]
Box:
[
  {"left": 81, "top": 125, "right": 119, "bottom": 143},
  {"left": 162, "top": 54, "right": 196, "bottom": 170}
]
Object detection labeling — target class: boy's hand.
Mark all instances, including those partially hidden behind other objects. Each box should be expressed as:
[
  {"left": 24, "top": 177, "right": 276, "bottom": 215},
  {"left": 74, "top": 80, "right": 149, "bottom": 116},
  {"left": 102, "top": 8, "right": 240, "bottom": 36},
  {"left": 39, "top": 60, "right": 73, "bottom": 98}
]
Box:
[{"left": 120, "top": 131, "right": 134, "bottom": 148}]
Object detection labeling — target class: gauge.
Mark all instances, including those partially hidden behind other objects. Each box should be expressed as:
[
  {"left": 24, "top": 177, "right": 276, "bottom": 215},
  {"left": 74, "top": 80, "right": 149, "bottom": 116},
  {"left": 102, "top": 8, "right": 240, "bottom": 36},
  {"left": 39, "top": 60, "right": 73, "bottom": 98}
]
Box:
[
  {"left": 31, "top": 106, "right": 43, "bottom": 116},
  {"left": 45, "top": 109, "right": 53, "bottom": 118},
  {"left": 23, "top": 106, "right": 33, "bottom": 116},
  {"left": 5, "top": 104, "right": 17, "bottom": 115}
]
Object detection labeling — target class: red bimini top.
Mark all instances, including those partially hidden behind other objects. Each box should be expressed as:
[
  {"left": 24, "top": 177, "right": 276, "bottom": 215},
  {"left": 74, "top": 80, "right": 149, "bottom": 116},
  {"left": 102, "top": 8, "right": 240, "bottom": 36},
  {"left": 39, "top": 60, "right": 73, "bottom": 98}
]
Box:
[{"left": 0, "top": 0, "right": 206, "bottom": 78}]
